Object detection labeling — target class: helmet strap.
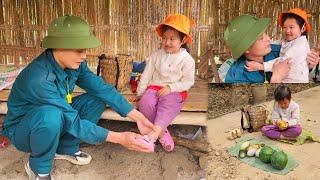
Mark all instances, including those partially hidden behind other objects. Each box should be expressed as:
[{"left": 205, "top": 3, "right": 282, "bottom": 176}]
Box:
[
  {"left": 180, "top": 36, "right": 187, "bottom": 46},
  {"left": 301, "top": 23, "right": 306, "bottom": 33}
]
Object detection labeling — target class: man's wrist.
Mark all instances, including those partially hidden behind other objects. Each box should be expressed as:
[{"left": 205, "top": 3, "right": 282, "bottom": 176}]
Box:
[
  {"left": 270, "top": 75, "right": 282, "bottom": 83},
  {"left": 127, "top": 109, "right": 138, "bottom": 122},
  {"left": 106, "top": 131, "right": 123, "bottom": 144}
]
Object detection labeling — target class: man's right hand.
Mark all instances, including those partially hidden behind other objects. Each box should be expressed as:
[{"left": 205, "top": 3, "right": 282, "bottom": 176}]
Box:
[
  {"left": 307, "top": 49, "right": 320, "bottom": 69},
  {"left": 270, "top": 58, "right": 291, "bottom": 83},
  {"left": 106, "top": 131, "right": 153, "bottom": 153}
]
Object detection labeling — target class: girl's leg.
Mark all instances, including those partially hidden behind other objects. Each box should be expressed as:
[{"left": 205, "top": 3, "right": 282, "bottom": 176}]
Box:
[
  {"left": 136, "top": 89, "right": 159, "bottom": 151},
  {"left": 153, "top": 92, "right": 183, "bottom": 130},
  {"left": 281, "top": 124, "right": 302, "bottom": 139},
  {"left": 261, "top": 125, "right": 281, "bottom": 139},
  {"left": 137, "top": 89, "right": 159, "bottom": 124},
  {"left": 150, "top": 92, "right": 183, "bottom": 151}
]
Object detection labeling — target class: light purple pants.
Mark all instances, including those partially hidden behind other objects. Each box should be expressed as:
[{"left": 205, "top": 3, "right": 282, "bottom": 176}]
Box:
[
  {"left": 137, "top": 89, "right": 183, "bottom": 130},
  {"left": 261, "top": 124, "right": 302, "bottom": 140}
]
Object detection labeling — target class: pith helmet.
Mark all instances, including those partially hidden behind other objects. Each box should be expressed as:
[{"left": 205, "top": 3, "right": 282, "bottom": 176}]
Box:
[
  {"left": 156, "top": 14, "right": 195, "bottom": 44},
  {"left": 43, "top": 15, "right": 101, "bottom": 49},
  {"left": 278, "top": 8, "right": 311, "bottom": 33},
  {"left": 224, "top": 15, "right": 271, "bottom": 59}
]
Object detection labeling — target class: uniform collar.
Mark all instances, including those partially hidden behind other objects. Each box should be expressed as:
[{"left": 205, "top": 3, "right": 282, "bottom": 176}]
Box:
[{"left": 45, "top": 49, "right": 68, "bottom": 81}]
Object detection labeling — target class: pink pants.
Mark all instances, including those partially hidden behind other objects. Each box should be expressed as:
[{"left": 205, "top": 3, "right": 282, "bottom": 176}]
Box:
[
  {"left": 137, "top": 89, "right": 183, "bottom": 130},
  {"left": 261, "top": 124, "right": 302, "bottom": 140}
]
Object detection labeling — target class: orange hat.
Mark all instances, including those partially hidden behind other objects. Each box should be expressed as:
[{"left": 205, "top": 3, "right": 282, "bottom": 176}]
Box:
[
  {"left": 278, "top": 8, "right": 312, "bottom": 33},
  {"left": 156, "top": 14, "right": 195, "bottom": 44}
]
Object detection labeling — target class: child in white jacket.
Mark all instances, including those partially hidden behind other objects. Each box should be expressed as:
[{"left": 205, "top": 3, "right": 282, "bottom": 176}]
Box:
[{"left": 246, "top": 8, "right": 311, "bottom": 83}]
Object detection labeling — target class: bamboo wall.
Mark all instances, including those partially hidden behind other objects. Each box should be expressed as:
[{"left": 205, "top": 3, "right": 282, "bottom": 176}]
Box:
[
  {"left": 0, "top": 0, "right": 203, "bottom": 68},
  {"left": 0, "top": 0, "right": 319, "bottom": 70}
]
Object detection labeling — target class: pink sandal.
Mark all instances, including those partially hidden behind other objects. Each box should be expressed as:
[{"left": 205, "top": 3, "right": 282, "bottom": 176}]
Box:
[{"left": 159, "top": 128, "right": 175, "bottom": 152}]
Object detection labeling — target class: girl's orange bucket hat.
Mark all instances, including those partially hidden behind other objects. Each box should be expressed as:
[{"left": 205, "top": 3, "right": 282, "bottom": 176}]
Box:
[
  {"left": 278, "top": 8, "right": 312, "bottom": 33},
  {"left": 156, "top": 14, "right": 195, "bottom": 44}
]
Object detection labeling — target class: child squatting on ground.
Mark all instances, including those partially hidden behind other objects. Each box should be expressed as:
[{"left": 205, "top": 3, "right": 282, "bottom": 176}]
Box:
[
  {"left": 246, "top": 8, "right": 311, "bottom": 83},
  {"left": 136, "top": 14, "right": 196, "bottom": 152},
  {"left": 261, "top": 85, "right": 302, "bottom": 140}
]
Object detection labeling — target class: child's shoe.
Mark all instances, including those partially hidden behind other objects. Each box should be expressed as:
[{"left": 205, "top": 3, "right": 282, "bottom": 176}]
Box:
[{"left": 159, "top": 128, "right": 175, "bottom": 152}]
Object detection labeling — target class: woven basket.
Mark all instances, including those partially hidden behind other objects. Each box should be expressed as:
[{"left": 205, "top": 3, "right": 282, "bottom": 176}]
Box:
[
  {"left": 98, "top": 54, "right": 133, "bottom": 92},
  {"left": 242, "top": 105, "right": 267, "bottom": 132}
]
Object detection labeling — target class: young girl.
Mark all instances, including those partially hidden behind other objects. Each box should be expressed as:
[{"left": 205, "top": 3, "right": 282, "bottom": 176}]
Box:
[
  {"left": 261, "top": 85, "right": 302, "bottom": 140},
  {"left": 246, "top": 8, "right": 311, "bottom": 83},
  {"left": 136, "top": 14, "right": 195, "bottom": 152}
]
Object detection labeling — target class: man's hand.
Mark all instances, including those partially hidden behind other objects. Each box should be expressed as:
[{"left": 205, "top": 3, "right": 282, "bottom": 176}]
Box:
[
  {"left": 106, "top": 131, "right": 153, "bottom": 153},
  {"left": 245, "top": 61, "right": 264, "bottom": 71},
  {"left": 127, "top": 109, "right": 154, "bottom": 135},
  {"left": 270, "top": 58, "right": 291, "bottom": 83},
  {"left": 157, "top": 85, "right": 171, "bottom": 97},
  {"left": 307, "top": 49, "right": 320, "bottom": 69}
]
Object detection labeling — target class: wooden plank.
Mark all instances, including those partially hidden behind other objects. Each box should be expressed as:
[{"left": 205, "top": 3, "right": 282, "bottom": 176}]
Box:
[
  {"left": 0, "top": 79, "right": 208, "bottom": 112},
  {"left": 0, "top": 89, "right": 207, "bottom": 112},
  {"left": 0, "top": 102, "right": 207, "bottom": 126}
]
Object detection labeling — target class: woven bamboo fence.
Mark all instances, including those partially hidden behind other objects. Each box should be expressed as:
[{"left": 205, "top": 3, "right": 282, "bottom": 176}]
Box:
[
  {"left": 0, "top": 0, "right": 206, "bottom": 69},
  {"left": 0, "top": 0, "right": 319, "bottom": 75},
  {"left": 197, "top": 0, "right": 320, "bottom": 79}
]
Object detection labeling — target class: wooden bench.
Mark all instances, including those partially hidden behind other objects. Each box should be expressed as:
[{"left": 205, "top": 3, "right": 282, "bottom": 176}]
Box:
[{"left": 0, "top": 79, "right": 208, "bottom": 126}]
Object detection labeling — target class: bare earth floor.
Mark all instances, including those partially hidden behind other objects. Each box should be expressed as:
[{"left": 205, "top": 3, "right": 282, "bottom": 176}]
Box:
[{"left": 0, "top": 121, "right": 204, "bottom": 180}]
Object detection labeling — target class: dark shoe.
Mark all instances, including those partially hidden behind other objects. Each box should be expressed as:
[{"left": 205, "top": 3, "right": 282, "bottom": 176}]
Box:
[{"left": 25, "top": 161, "right": 53, "bottom": 180}]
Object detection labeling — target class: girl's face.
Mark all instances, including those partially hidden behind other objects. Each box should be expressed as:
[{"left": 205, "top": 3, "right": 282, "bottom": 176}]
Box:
[
  {"left": 161, "top": 28, "right": 184, "bottom": 54},
  {"left": 282, "top": 18, "right": 305, "bottom": 41},
  {"left": 278, "top": 98, "right": 290, "bottom": 109}
]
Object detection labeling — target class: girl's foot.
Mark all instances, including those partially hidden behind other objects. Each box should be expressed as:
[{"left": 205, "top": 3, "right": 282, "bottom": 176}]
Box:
[
  {"left": 159, "top": 128, "right": 174, "bottom": 152},
  {"left": 141, "top": 135, "right": 155, "bottom": 152}
]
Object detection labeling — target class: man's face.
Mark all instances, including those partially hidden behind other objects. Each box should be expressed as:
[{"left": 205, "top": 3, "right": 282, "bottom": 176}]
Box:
[
  {"left": 55, "top": 49, "right": 87, "bottom": 69},
  {"left": 245, "top": 33, "right": 272, "bottom": 59}
]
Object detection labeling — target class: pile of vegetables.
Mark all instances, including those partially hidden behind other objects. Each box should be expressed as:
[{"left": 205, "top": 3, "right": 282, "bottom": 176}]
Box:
[{"left": 238, "top": 141, "right": 288, "bottom": 170}]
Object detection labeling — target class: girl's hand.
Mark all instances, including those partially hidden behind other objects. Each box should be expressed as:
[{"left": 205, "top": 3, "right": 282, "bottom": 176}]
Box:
[
  {"left": 158, "top": 85, "right": 171, "bottom": 97},
  {"left": 277, "top": 120, "right": 288, "bottom": 130},
  {"left": 245, "top": 61, "right": 264, "bottom": 71}
]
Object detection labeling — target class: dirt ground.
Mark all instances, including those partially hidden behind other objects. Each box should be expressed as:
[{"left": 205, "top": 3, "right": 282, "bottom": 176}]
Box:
[
  {"left": 0, "top": 120, "right": 206, "bottom": 180},
  {"left": 206, "top": 86, "right": 320, "bottom": 180}
]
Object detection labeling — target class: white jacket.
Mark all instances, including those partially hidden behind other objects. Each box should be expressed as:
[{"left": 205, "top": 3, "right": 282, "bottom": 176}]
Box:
[
  {"left": 272, "top": 100, "right": 300, "bottom": 127},
  {"left": 264, "top": 36, "right": 310, "bottom": 83},
  {"left": 137, "top": 48, "right": 195, "bottom": 96}
]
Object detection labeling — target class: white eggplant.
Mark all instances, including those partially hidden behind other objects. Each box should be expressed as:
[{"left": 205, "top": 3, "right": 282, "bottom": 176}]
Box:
[{"left": 240, "top": 141, "right": 250, "bottom": 150}]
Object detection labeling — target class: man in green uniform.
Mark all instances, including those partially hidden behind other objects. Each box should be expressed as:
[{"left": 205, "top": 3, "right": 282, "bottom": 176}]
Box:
[{"left": 2, "top": 15, "right": 155, "bottom": 180}]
